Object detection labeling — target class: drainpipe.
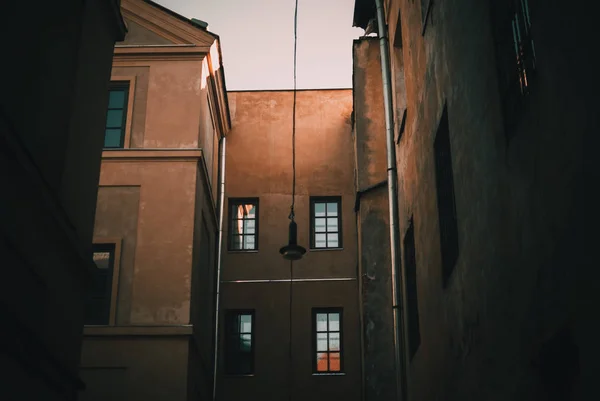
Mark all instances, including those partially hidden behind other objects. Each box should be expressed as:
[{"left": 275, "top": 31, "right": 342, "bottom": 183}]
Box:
[
  {"left": 374, "top": 0, "right": 408, "bottom": 400},
  {"left": 212, "top": 135, "right": 226, "bottom": 401}
]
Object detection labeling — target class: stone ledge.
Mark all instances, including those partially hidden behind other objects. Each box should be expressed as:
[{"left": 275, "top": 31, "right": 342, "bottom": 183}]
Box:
[{"left": 83, "top": 325, "right": 193, "bottom": 336}]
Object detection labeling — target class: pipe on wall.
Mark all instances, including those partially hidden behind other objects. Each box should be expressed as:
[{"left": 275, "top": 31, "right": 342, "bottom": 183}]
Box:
[
  {"left": 374, "top": 0, "right": 408, "bottom": 400},
  {"left": 212, "top": 135, "right": 227, "bottom": 401}
]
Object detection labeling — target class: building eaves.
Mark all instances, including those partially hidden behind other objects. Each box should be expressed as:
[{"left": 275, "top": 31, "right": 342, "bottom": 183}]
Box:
[
  {"left": 353, "top": 0, "right": 376, "bottom": 30},
  {"left": 143, "top": 0, "right": 219, "bottom": 39}
]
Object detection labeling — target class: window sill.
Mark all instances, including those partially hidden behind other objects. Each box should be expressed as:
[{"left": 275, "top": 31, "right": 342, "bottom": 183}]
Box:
[
  {"left": 227, "top": 250, "right": 259, "bottom": 254},
  {"left": 309, "top": 247, "right": 344, "bottom": 252},
  {"left": 223, "top": 374, "right": 255, "bottom": 378},
  {"left": 312, "top": 372, "right": 346, "bottom": 376}
]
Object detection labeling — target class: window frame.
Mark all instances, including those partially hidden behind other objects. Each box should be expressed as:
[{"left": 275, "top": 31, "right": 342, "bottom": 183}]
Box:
[
  {"left": 224, "top": 309, "right": 256, "bottom": 376},
  {"left": 84, "top": 238, "right": 122, "bottom": 326},
  {"left": 227, "top": 198, "right": 259, "bottom": 252},
  {"left": 104, "top": 77, "right": 135, "bottom": 149},
  {"left": 309, "top": 196, "right": 343, "bottom": 250},
  {"left": 312, "top": 308, "right": 344, "bottom": 374}
]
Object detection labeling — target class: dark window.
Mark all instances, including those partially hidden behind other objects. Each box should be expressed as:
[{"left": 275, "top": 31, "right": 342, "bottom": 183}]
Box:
[
  {"left": 421, "top": 0, "right": 432, "bottom": 34},
  {"left": 229, "top": 199, "right": 258, "bottom": 251},
  {"left": 434, "top": 106, "right": 459, "bottom": 287},
  {"left": 104, "top": 82, "right": 130, "bottom": 148},
  {"left": 404, "top": 217, "right": 421, "bottom": 359},
  {"left": 225, "top": 310, "right": 254, "bottom": 375},
  {"left": 393, "top": 10, "right": 403, "bottom": 48},
  {"left": 84, "top": 243, "right": 115, "bottom": 325},
  {"left": 313, "top": 308, "right": 343, "bottom": 373},
  {"left": 310, "top": 197, "right": 342, "bottom": 249},
  {"left": 493, "top": 0, "right": 536, "bottom": 139}
]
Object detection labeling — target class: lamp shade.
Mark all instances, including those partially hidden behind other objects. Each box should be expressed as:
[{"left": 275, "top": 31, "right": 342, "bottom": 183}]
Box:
[{"left": 279, "top": 220, "right": 306, "bottom": 260}]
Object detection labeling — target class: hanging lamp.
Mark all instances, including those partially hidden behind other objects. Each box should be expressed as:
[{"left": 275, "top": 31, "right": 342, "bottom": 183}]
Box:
[{"left": 279, "top": 0, "right": 306, "bottom": 261}]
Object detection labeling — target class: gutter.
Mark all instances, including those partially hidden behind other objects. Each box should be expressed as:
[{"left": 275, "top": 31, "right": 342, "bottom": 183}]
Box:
[
  {"left": 374, "top": 0, "right": 409, "bottom": 400},
  {"left": 212, "top": 136, "right": 226, "bottom": 401}
]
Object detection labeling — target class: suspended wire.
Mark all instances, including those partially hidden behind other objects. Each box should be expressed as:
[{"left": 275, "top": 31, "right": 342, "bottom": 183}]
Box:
[
  {"left": 289, "top": 0, "right": 298, "bottom": 222},
  {"left": 289, "top": 4, "right": 299, "bottom": 401},
  {"left": 288, "top": 260, "right": 294, "bottom": 401}
]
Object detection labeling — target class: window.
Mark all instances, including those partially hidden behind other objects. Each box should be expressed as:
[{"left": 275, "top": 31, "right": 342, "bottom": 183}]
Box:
[
  {"left": 229, "top": 199, "right": 258, "bottom": 251},
  {"left": 421, "top": 0, "right": 432, "bottom": 34},
  {"left": 404, "top": 217, "right": 421, "bottom": 359},
  {"left": 433, "top": 106, "right": 459, "bottom": 287},
  {"left": 104, "top": 82, "right": 130, "bottom": 148},
  {"left": 493, "top": 0, "right": 536, "bottom": 138},
  {"left": 313, "top": 309, "right": 343, "bottom": 373},
  {"left": 84, "top": 243, "right": 116, "bottom": 325},
  {"left": 310, "top": 197, "right": 342, "bottom": 249},
  {"left": 225, "top": 310, "right": 254, "bottom": 375},
  {"left": 393, "top": 9, "right": 403, "bottom": 48}
]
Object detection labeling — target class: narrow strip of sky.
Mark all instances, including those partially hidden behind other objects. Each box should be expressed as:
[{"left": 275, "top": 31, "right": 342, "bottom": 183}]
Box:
[{"left": 155, "top": 0, "right": 363, "bottom": 90}]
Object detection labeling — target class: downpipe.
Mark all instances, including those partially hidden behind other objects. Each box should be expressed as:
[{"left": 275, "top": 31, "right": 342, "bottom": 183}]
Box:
[
  {"left": 212, "top": 136, "right": 226, "bottom": 401},
  {"left": 374, "top": 0, "right": 409, "bottom": 400}
]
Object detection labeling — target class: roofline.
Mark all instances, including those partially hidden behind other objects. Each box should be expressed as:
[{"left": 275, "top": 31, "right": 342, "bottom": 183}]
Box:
[{"left": 143, "top": 0, "right": 219, "bottom": 39}]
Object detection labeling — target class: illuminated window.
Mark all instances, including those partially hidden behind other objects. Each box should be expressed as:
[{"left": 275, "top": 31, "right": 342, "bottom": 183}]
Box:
[
  {"left": 84, "top": 243, "right": 116, "bottom": 325},
  {"left": 228, "top": 199, "right": 258, "bottom": 251},
  {"left": 225, "top": 310, "right": 254, "bottom": 375},
  {"left": 313, "top": 308, "right": 343, "bottom": 373},
  {"left": 310, "top": 197, "right": 342, "bottom": 249},
  {"left": 104, "top": 82, "right": 130, "bottom": 148}
]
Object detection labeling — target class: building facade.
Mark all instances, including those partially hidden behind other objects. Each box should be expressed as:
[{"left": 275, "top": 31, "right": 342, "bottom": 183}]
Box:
[
  {"left": 353, "top": 0, "right": 593, "bottom": 400},
  {"left": 0, "top": 1, "right": 125, "bottom": 400},
  {"left": 216, "top": 89, "right": 362, "bottom": 401},
  {"left": 79, "top": 1, "right": 230, "bottom": 400}
]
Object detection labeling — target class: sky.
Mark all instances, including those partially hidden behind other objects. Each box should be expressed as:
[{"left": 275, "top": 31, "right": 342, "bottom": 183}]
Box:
[{"left": 155, "top": 0, "right": 364, "bottom": 90}]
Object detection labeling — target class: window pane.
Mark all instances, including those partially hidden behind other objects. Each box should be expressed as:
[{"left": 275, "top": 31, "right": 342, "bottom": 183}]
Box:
[
  {"left": 244, "top": 220, "right": 255, "bottom": 234},
  {"left": 328, "top": 313, "right": 340, "bottom": 331},
  {"left": 232, "top": 220, "right": 243, "bottom": 235},
  {"left": 315, "top": 233, "right": 326, "bottom": 248},
  {"left": 245, "top": 204, "right": 256, "bottom": 218},
  {"left": 104, "top": 129, "right": 122, "bottom": 148},
  {"left": 93, "top": 252, "right": 111, "bottom": 269},
  {"left": 316, "top": 313, "right": 328, "bottom": 331},
  {"left": 231, "top": 235, "right": 243, "bottom": 250},
  {"left": 326, "top": 202, "right": 338, "bottom": 216},
  {"left": 329, "top": 332, "right": 340, "bottom": 351},
  {"left": 317, "top": 333, "right": 328, "bottom": 351},
  {"left": 91, "top": 272, "right": 110, "bottom": 295},
  {"left": 327, "top": 233, "right": 339, "bottom": 248},
  {"left": 106, "top": 109, "right": 123, "bottom": 128},
  {"left": 316, "top": 353, "right": 328, "bottom": 372},
  {"left": 240, "top": 334, "right": 252, "bottom": 352},
  {"left": 240, "top": 315, "right": 252, "bottom": 333},
  {"left": 243, "top": 236, "right": 255, "bottom": 250},
  {"left": 315, "top": 203, "right": 326, "bottom": 217},
  {"left": 108, "top": 90, "right": 126, "bottom": 108},
  {"left": 329, "top": 353, "right": 341, "bottom": 371},
  {"left": 315, "top": 218, "right": 326, "bottom": 233},
  {"left": 326, "top": 217, "right": 338, "bottom": 232}
]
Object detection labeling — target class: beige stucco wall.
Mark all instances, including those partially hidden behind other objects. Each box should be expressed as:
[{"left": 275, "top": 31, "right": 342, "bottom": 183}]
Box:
[{"left": 218, "top": 89, "right": 361, "bottom": 401}]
